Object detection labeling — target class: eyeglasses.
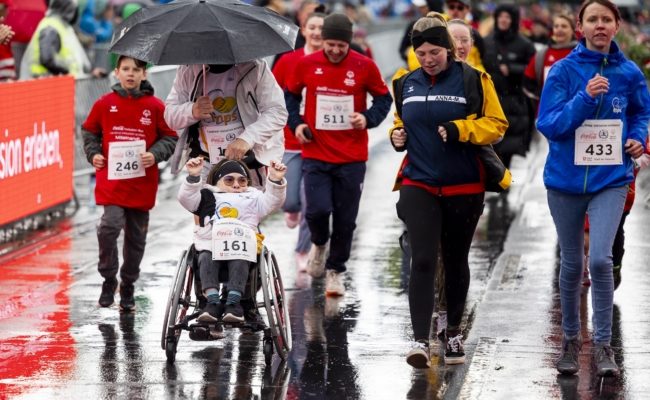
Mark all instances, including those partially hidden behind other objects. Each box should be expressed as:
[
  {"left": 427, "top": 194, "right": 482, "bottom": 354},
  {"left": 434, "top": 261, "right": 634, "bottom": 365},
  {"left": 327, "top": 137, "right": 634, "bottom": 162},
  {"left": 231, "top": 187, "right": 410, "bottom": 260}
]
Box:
[
  {"left": 221, "top": 176, "right": 249, "bottom": 186},
  {"left": 448, "top": 3, "right": 466, "bottom": 11}
]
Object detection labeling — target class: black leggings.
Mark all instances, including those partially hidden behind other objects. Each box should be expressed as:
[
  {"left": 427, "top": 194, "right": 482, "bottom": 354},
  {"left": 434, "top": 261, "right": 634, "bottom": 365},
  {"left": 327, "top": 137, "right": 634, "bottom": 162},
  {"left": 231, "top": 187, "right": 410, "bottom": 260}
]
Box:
[{"left": 397, "top": 185, "right": 484, "bottom": 341}]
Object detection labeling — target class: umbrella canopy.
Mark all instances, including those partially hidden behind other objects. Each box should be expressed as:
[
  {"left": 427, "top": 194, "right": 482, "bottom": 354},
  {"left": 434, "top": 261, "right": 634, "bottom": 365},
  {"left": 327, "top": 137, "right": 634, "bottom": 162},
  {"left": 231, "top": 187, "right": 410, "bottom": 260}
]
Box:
[
  {"left": 109, "top": 0, "right": 299, "bottom": 65},
  {"left": 109, "top": 0, "right": 154, "bottom": 5}
]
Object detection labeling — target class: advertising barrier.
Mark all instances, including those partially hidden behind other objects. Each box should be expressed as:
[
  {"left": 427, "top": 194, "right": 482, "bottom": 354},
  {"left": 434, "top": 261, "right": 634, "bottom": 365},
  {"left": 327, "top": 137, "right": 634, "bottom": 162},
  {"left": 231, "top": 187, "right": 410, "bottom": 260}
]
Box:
[{"left": 0, "top": 76, "right": 75, "bottom": 226}]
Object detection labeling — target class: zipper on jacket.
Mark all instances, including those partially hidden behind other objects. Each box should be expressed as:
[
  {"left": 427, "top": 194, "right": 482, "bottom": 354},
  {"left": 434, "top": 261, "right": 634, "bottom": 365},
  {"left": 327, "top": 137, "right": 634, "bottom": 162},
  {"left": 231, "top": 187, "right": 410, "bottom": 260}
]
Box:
[{"left": 583, "top": 56, "right": 608, "bottom": 193}]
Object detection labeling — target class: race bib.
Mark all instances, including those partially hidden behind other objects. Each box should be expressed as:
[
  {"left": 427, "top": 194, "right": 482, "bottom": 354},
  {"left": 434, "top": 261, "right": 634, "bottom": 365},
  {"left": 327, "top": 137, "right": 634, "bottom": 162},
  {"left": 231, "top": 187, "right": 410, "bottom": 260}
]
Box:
[
  {"left": 574, "top": 119, "right": 623, "bottom": 166},
  {"left": 107, "top": 140, "right": 146, "bottom": 180},
  {"left": 203, "top": 126, "right": 240, "bottom": 164},
  {"left": 211, "top": 218, "right": 257, "bottom": 262},
  {"left": 315, "top": 94, "right": 354, "bottom": 130}
]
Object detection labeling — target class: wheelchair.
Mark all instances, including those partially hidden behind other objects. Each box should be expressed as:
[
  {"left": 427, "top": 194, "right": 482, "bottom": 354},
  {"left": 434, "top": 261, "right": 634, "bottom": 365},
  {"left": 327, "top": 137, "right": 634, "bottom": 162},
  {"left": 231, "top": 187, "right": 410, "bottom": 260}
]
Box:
[{"left": 161, "top": 243, "right": 292, "bottom": 365}]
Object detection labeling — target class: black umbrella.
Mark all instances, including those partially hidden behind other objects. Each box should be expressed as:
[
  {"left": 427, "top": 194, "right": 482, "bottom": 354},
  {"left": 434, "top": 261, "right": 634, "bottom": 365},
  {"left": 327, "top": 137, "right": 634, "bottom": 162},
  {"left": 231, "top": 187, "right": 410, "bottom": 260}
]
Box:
[{"left": 109, "top": 0, "right": 299, "bottom": 65}]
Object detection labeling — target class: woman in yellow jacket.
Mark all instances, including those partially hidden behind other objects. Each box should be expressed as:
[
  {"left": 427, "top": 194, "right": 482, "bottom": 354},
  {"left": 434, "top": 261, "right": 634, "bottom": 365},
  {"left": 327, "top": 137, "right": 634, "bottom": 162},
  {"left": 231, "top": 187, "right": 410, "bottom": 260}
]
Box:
[{"left": 389, "top": 12, "right": 508, "bottom": 369}]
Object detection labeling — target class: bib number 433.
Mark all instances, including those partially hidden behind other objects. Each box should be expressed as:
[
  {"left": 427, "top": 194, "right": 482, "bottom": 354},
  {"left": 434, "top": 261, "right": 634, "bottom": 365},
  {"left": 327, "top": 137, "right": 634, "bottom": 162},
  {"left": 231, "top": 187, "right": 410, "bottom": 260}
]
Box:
[
  {"left": 574, "top": 119, "right": 623, "bottom": 166},
  {"left": 584, "top": 144, "right": 613, "bottom": 156}
]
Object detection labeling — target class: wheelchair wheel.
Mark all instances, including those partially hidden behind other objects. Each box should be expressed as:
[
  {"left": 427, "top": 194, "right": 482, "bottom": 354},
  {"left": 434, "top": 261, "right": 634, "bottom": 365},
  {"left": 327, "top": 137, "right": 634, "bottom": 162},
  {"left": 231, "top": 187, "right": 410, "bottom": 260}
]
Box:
[
  {"left": 259, "top": 248, "right": 292, "bottom": 361},
  {"left": 161, "top": 248, "right": 188, "bottom": 350},
  {"left": 161, "top": 245, "right": 195, "bottom": 362},
  {"left": 263, "top": 337, "right": 273, "bottom": 366}
]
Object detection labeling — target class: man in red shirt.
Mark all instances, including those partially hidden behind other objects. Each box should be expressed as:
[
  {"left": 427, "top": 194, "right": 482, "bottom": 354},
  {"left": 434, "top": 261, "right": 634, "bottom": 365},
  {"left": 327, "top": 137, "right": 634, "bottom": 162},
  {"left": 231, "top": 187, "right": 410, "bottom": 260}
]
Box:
[{"left": 285, "top": 13, "right": 392, "bottom": 296}]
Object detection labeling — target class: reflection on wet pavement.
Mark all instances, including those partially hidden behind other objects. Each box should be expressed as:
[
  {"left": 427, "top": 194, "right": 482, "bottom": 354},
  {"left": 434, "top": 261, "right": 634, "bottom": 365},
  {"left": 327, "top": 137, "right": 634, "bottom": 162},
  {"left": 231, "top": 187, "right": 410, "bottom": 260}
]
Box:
[
  {"left": 0, "top": 236, "right": 75, "bottom": 399},
  {"left": 0, "top": 140, "right": 514, "bottom": 399}
]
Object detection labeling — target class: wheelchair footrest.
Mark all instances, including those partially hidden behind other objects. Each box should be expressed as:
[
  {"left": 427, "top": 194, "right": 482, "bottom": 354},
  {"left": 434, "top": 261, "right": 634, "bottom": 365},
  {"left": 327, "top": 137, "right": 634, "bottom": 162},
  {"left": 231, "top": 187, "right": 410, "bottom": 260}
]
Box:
[{"left": 188, "top": 323, "right": 225, "bottom": 341}]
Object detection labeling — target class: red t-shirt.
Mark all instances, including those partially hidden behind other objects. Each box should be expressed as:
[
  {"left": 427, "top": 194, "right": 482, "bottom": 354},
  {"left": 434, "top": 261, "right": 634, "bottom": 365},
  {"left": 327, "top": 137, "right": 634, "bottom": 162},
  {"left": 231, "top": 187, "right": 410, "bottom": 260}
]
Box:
[
  {"left": 82, "top": 91, "right": 176, "bottom": 211},
  {"left": 272, "top": 48, "right": 306, "bottom": 152},
  {"left": 524, "top": 46, "right": 574, "bottom": 88},
  {"left": 286, "top": 50, "right": 389, "bottom": 163}
]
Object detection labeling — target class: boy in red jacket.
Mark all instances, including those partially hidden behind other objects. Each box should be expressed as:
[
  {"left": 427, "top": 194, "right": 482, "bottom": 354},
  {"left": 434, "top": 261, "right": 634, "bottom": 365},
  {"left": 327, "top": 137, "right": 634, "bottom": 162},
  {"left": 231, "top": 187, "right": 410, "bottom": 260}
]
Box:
[{"left": 82, "top": 55, "right": 177, "bottom": 312}]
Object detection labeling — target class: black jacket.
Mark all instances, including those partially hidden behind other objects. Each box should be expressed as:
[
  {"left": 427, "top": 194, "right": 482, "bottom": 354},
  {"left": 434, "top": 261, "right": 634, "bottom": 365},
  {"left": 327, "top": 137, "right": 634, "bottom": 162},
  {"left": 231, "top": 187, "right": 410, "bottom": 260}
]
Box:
[{"left": 482, "top": 4, "right": 536, "bottom": 157}]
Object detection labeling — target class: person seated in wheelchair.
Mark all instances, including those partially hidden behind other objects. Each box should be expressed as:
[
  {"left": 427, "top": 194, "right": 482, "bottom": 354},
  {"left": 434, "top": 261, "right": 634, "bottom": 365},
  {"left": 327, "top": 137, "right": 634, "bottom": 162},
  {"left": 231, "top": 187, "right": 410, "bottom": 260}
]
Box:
[{"left": 178, "top": 157, "right": 287, "bottom": 323}]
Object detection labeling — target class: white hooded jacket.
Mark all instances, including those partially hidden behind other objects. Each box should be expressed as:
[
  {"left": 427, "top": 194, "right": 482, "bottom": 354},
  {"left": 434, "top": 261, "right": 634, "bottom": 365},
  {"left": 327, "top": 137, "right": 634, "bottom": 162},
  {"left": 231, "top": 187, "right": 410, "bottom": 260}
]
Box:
[{"left": 165, "top": 60, "right": 287, "bottom": 174}]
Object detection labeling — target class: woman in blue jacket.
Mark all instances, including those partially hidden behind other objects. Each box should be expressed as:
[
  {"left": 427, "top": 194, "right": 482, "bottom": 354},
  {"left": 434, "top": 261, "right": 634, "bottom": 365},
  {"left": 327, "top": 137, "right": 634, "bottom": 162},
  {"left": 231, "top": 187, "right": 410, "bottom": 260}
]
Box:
[{"left": 537, "top": 0, "right": 650, "bottom": 377}]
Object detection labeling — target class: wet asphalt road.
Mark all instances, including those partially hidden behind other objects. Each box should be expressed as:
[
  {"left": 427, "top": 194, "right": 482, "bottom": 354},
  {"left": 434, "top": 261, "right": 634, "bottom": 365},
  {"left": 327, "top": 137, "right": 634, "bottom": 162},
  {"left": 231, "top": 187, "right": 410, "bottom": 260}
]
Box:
[{"left": 2, "top": 133, "right": 650, "bottom": 399}]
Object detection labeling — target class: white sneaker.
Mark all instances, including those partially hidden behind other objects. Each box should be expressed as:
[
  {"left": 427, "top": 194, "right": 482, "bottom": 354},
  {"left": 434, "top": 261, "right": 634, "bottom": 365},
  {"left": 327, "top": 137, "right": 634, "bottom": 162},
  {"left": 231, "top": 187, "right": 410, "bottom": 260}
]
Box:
[
  {"left": 295, "top": 251, "right": 309, "bottom": 273},
  {"left": 284, "top": 212, "right": 300, "bottom": 229},
  {"left": 406, "top": 341, "right": 431, "bottom": 369},
  {"left": 307, "top": 243, "right": 327, "bottom": 278},
  {"left": 325, "top": 270, "right": 345, "bottom": 296}
]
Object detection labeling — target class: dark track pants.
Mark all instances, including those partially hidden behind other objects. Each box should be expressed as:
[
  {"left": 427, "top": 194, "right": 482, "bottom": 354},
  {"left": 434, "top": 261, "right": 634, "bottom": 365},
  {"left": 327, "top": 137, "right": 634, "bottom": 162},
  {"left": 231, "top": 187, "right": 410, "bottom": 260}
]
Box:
[
  {"left": 303, "top": 159, "right": 366, "bottom": 273},
  {"left": 97, "top": 205, "right": 149, "bottom": 284}
]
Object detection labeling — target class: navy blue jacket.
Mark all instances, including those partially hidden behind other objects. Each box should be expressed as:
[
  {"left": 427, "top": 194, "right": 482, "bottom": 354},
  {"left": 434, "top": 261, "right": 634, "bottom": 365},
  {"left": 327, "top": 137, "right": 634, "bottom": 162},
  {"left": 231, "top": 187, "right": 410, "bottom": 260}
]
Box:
[{"left": 392, "top": 62, "right": 507, "bottom": 191}]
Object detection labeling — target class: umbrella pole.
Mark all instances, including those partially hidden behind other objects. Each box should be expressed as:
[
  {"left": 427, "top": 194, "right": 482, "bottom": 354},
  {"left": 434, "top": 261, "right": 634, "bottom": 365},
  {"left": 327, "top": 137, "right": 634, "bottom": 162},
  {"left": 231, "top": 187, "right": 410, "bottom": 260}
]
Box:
[{"left": 202, "top": 64, "right": 206, "bottom": 96}]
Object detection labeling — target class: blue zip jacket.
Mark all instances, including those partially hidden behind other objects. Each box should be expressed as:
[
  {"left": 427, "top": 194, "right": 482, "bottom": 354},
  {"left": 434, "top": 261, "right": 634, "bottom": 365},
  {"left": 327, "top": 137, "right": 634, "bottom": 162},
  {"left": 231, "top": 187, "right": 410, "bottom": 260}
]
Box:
[{"left": 537, "top": 39, "right": 650, "bottom": 194}]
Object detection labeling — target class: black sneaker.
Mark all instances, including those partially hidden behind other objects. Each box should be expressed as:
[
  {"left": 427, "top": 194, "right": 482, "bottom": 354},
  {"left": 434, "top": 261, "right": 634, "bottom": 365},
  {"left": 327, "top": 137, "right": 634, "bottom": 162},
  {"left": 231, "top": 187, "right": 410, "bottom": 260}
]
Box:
[
  {"left": 613, "top": 265, "right": 622, "bottom": 290},
  {"left": 223, "top": 303, "right": 245, "bottom": 323},
  {"left": 198, "top": 302, "right": 224, "bottom": 322},
  {"left": 593, "top": 343, "right": 620, "bottom": 377},
  {"left": 556, "top": 335, "right": 581, "bottom": 375},
  {"left": 99, "top": 278, "right": 118, "bottom": 307},
  {"left": 445, "top": 333, "right": 466, "bottom": 365},
  {"left": 119, "top": 282, "right": 136, "bottom": 312}
]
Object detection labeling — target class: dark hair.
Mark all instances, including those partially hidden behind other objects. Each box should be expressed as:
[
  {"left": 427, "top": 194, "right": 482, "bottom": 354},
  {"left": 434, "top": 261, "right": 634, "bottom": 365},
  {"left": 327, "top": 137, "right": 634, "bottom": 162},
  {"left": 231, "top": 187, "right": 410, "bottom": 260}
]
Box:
[
  {"left": 578, "top": 0, "right": 620, "bottom": 24},
  {"left": 207, "top": 159, "right": 252, "bottom": 186},
  {"left": 116, "top": 55, "right": 147, "bottom": 69},
  {"left": 305, "top": 9, "right": 327, "bottom": 25}
]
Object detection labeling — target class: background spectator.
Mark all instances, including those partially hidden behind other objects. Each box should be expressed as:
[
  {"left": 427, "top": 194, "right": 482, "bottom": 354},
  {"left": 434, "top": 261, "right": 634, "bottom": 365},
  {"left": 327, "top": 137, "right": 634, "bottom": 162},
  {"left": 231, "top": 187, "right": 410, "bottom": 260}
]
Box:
[
  {"left": 19, "top": 0, "right": 97, "bottom": 79},
  {"left": 2, "top": 0, "right": 46, "bottom": 77},
  {"left": 0, "top": 0, "right": 16, "bottom": 81},
  {"left": 78, "top": 0, "right": 113, "bottom": 74},
  {"left": 482, "top": 4, "right": 536, "bottom": 169}
]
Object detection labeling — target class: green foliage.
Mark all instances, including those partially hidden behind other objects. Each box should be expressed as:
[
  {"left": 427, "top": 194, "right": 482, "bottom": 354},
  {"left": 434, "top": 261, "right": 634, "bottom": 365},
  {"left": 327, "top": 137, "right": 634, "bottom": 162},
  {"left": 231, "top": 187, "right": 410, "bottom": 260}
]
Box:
[{"left": 617, "top": 31, "right": 650, "bottom": 80}]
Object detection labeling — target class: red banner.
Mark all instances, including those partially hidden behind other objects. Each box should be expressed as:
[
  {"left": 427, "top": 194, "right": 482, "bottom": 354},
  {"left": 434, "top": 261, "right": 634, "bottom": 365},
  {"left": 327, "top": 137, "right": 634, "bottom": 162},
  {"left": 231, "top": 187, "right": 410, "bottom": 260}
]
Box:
[{"left": 0, "top": 76, "right": 75, "bottom": 226}]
